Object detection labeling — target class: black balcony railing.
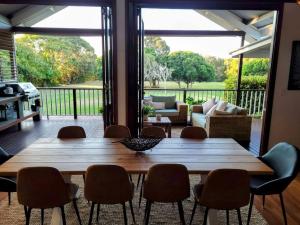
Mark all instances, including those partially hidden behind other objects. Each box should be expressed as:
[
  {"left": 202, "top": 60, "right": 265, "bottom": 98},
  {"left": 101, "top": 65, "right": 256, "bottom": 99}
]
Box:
[{"left": 34, "top": 87, "right": 265, "bottom": 118}]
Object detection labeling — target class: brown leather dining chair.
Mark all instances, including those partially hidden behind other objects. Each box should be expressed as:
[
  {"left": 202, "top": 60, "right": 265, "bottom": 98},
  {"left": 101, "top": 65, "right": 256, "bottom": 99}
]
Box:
[
  {"left": 17, "top": 167, "right": 82, "bottom": 225},
  {"left": 143, "top": 164, "right": 190, "bottom": 225},
  {"left": 140, "top": 126, "right": 166, "bottom": 139},
  {"left": 57, "top": 126, "right": 86, "bottom": 138},
  {"left": 180, "top": 126, "right": 207, "bottom": 139},
  {"left": 104, "top": 125, "right": 131, "bottom": 138},
  {"left": 84, "top": 165, "right": 136, "bottom": 225},
  {"left": 189, "top": 169, "right": 250, "bottom": 225}
]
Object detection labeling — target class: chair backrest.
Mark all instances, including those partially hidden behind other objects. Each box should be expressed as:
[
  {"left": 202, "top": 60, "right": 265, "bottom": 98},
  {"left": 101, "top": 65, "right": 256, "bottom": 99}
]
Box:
[
  {"left": 262, "top": 142, "right": 300, "bottom": 179},
  {"left": 17, "top": 167, "right": 70, "bottom": 208},
  {"left": 57, "top": 126, "right": 86, "bottom": 138},
  {"left": 180, "top": 126, "right": 207, "bottom": 139},
  {"left": 141, "top": 126, "right": 166, "bottom": 138},
  {"left": 0, "top": 147, "right": 10, "bottom": 164},
  {"left": 143, "top": 164, "right": 190, "bottom": 202},
  {"left": 84, "top": 165, "right": 133, "bottom": 204},
  {"left": 104, "top": 125, "right": 131, "bottom": 138},
  {"left": 199, "top": 169, "right": 250, "bottom": 210}
]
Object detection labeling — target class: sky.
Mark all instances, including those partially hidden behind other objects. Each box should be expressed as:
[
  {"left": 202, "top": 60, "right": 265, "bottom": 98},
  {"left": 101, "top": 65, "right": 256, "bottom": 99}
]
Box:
[{"left": 33, "top": 6, "right": 242, "bottom": 58}]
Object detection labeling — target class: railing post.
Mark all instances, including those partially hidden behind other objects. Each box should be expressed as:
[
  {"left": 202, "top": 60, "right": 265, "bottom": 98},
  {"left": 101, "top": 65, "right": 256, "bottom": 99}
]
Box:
[
  {"left": 183, "top": 89, "right": 187, "bottom": 103},
  {"left": 73, "top": 89, "right": 77, "bottom": 119}
]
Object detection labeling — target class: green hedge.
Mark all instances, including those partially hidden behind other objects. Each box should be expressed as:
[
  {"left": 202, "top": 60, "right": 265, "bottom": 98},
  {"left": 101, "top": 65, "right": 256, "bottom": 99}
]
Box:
[{"left": 225, "top": 75, "right": 267, "bottom": 90}]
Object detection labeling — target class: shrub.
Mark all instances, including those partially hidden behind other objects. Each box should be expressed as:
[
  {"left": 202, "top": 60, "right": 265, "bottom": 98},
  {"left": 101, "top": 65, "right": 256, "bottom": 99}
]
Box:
[{"left": 225, "top": 75, "right": 267, "bottom": 90}]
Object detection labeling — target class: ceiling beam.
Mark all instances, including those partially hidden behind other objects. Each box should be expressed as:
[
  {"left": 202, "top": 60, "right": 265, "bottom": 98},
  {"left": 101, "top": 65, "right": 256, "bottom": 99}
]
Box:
[
  {"left": 10, "top": 5, "right": 66, "bottom": 27},
  {"left": 0, "top": 14, "right": 11, "bottom": 29},
  {"left": 196, "top": 10, "right": 262, "bottom": 43},
  {"left": 248, "top": 11, "right": 274, "bottom": 27}
]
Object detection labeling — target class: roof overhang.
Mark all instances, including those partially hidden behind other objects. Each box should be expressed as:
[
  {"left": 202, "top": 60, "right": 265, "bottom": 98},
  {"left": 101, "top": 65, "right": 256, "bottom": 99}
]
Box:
[{"left": 230, "top": 36, "right": 272, "bottom": 58}]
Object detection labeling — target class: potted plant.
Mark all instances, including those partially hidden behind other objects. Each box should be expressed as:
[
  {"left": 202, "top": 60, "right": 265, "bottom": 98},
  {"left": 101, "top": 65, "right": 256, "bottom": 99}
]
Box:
[{"left": 143, "top": 105, "right": 155, "bottom": 121}]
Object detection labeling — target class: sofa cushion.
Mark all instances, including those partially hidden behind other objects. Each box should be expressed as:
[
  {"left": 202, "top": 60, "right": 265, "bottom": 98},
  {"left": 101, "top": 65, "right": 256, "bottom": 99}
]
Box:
[
  {"left": 155, "top": 109, "right": 179, "bottom": 117},
  {"left": 225, "top": 103, "right": 238, "bottom": 115},
  {"left": 191, "top": 113, "right": 206, "bottom": 128},
  {"left": 216, "top": 100, "right": 227, "bottom": 111},
  {"left": 151, "top": 102, "right": 165, "bottom": 110},
  {"left": 202, "top": 98, "right": 216, "bottom": 114},
  {"left": 206, "top": 104, "right": 217, "bottom": 116},
  {"left": 151, "top": 95, "right": 176, "bottom": 109}
]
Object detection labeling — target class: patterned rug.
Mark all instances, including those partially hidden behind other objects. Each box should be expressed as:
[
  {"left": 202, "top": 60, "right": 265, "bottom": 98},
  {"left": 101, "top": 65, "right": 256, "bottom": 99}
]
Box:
[{"left": 0, "top": 175, "right": 267, "bottom": 225}]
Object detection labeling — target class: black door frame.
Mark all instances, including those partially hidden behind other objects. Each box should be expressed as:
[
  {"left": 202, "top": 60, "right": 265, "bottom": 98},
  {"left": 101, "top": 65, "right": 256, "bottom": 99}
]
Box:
[{"left": 126, "top": 0, "right": 284, "bottom": 154}]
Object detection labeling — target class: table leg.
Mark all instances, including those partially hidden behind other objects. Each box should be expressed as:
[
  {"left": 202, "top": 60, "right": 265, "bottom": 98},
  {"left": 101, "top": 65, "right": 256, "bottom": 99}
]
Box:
[{"left": 167, "top": 125, "right": 171, "bottom": 138}]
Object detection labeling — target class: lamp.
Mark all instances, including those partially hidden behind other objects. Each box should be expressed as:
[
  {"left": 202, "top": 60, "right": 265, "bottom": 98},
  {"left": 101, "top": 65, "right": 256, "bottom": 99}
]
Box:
[{"left": 297, "top": 0, "right": 300, "bottom": 5}]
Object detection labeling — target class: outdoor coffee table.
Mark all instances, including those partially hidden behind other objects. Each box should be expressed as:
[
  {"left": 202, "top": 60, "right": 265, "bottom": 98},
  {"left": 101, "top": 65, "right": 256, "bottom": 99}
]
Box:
[{"left": 143, "top": 117, "right": 172, "bottom": 138}]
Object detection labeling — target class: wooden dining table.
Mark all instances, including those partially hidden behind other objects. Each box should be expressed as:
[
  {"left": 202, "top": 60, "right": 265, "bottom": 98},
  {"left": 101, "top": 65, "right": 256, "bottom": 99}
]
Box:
[{"left": 0, "top": 137, "right": 272, "bottom": 225}]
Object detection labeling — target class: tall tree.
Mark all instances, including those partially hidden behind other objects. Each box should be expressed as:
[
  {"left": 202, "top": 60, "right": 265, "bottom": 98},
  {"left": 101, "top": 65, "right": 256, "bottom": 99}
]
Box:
[
  {"left": 167, "top": 51, "right": 215, "bottom": 88},
  {"left": 16, "top": 35, "right": 100, "bottom": 86},
  {"left": 144, "top": 36, "right": 170, "bottom": 64}
]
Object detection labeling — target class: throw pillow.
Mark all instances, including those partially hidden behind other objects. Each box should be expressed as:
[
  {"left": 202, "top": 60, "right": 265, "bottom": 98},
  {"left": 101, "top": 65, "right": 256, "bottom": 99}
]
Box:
[
  {"left": 216, "top": 100, "right": 227, "bottom": 111},
  {"left": 151, "top": 95, "right": 176, "bottom": 109},
  {"left": 225, "top": 104, "right": 238, "bottom": 115},
  {"left": 206, "top": 104, "right": 217, "bottom": 116},
  {"left": 151, "top": 102, "right": 165, "bottom": 110},
  {"left": 143, "top": 97, "right": 152, "bottom": 106},
  {"left": 203, "top": 98, "right": 216, "bottom": 114},
  {"left": 215, "top": 110, "right": 233, "bottom": 115}
]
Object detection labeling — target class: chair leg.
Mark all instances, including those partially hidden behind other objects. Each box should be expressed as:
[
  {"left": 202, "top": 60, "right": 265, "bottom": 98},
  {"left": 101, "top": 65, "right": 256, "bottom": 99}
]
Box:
[
  {"left": 129, "top": 200, "right": 136, "bottom": 224},
  {"left": 60, "top": 206, "right": 67, "bottom": 225},
  {"left": 73, "top": 199, "right": 82, "bottom": 225},
  {"left": 41, "top": 209, "right": 44, "bottom": 225},
  {"left": 189, "top": 201, "right": 197, "bottom": 225},
  {"left": 177, "top": 201, "right": 186, "bottom": 225},
  {"left": 226, "top": 210, "right": 229, "bottom": 225},
  {"left": 144, "top": 200, "right": 149, "bottom": 222},
  {"left": 8, "top": 192, "right": 11, "bottom": 205},
  {"left": 82, "top": 174, "right": 86, "bottom": 183},
  {"left": 88, "top": 202, "right": 95, "bottom": 225},
  {"left": 129, "top": 174, "right": 133, "bottom": 182},
  {"left": 122, "top": 203, "right": 128, "bottom": 225},
  {"left": 237, "top": 208, "right": 243, "bottom": 225},
  {"left": 262, "top": 195, "right": 266, "bottom": 208},
  {"left": 202, "top": 207, "right": 209, "bottom": 225},
  {"left": 279, "top": 193, "right": 288, "bottom": 225},
  {"left": 145, "top": 201, "right": 152, "bottom": 225},
  {"left": 247, "top": 194, "right": 254, "bottom": 225},
  {"left": 24, "top": 206, "right": 31, "bottom": 225},
  {"left": 96, "top": 203, "right": 100, "bottom": 222}
]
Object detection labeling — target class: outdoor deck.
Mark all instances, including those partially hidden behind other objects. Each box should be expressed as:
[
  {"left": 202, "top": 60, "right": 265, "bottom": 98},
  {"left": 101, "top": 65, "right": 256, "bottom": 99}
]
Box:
[{"left": 0, "top": 115, "right": 261, "bottom": 155}]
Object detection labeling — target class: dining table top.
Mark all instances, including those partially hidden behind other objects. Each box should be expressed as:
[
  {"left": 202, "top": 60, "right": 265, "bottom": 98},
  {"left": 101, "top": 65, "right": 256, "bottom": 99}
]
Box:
[{"left": 0, "top": 137, "right": 273, "bottom": 176}]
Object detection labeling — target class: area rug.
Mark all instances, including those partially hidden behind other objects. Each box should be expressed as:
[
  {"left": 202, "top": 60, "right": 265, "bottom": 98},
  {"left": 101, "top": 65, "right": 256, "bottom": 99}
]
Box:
[{"left": 0, "top": 175, "right": 268, "bottom": 225}]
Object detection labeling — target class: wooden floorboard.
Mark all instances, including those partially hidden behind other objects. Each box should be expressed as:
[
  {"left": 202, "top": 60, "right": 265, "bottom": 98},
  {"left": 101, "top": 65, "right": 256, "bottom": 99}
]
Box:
[{"left": 254, "top": 174, "right": 300, "bottom": 225}]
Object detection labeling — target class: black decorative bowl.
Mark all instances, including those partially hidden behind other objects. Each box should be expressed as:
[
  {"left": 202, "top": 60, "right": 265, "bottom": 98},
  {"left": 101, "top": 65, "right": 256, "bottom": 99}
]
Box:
[{"left": 119, "top": 138, "right": 162, "bottom": 152}]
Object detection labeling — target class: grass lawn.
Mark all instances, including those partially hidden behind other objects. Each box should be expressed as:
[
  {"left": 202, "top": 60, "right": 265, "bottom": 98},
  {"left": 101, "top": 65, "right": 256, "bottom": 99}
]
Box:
[
  {"left": 144, "top": 81, "right": 225, "bottom": 89},
  {"left": 65, "top": 80, "right": 225, "bottom": 90}
]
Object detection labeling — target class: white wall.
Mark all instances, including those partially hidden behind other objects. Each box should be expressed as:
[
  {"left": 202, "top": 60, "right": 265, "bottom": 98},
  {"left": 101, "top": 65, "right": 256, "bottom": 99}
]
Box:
[
  {"left": 269, "top": 3, "right": 300, "bottom": 149},
  {"left": 116, "top": 0, "right": 127, "bottom": 125}
]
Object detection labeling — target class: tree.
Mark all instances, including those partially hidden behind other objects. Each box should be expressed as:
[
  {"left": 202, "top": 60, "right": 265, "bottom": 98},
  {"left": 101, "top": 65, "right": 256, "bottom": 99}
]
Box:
[
  {"left": 144, "top": 36, "right": 170, "bottom": 64},
  {"left": 16, "top": 35, "right": 100, "bottom": 86},
  {"left": 205, "top": 56, "right": 226, "bottom": 81},
  {"left": 144, "top": 53, "right": 172, "bottom": 88},
  {"left": 167, "top": 51, "right": 215, "bottom": 88}
]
